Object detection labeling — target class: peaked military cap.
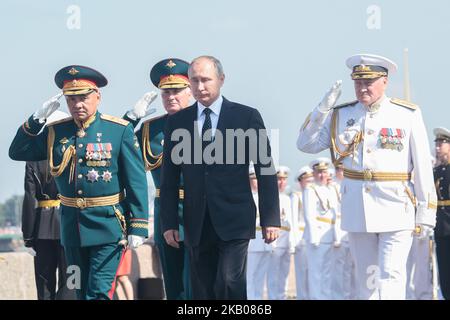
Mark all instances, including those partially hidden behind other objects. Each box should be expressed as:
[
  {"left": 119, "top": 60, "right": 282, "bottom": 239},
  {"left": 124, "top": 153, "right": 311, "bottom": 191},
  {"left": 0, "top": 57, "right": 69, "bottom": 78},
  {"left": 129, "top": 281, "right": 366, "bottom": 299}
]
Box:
[
  {"left": 150, "top": 58, "right": 190, "bottom": 89},
  {"left": 310, "top": 157, "right": 332, "bottom": 171},
  {"left": 55, "top": 65, "right": 108, "bottom": 96},
  {"left": 434, "top": 127, "right": 450, "bottom": 143},
  {"left": 297, "top": 166, "right": 313, "bottom": 181},
  {"left": 346, "top": 54, "right": 398, "bottom": 80},
  {"left": 276, "top": 165, "right": 290, "bottom": 178}
]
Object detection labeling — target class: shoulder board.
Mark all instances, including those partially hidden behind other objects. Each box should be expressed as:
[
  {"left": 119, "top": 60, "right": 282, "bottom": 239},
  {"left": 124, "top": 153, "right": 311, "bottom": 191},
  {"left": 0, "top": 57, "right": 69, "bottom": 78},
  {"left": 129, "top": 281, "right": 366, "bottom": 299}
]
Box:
[
  {"left": 142, "top": 114, "right": 166, "bottom": 126},
  {"left": 47, "top": 117, "right": 73, "bottom": 126},
  {"left": 390, "top": 98, "right": 418, "bottom": 110},
  {"left": 333, "top": 100, "right": 358, "bottom": 110},
  {"left": 100, "top": 114, "right": 130, "bottom": 126}
]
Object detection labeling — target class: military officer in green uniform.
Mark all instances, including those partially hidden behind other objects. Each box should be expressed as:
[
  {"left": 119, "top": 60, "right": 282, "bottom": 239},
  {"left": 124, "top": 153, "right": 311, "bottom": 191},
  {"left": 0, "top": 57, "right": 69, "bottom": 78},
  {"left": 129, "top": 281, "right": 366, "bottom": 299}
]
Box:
[
  {"left": 123, "top": 58, "right": 192, "bottom": 299},
  {"left": 9, "top": 65, "right": 149, "bottom": 300}
]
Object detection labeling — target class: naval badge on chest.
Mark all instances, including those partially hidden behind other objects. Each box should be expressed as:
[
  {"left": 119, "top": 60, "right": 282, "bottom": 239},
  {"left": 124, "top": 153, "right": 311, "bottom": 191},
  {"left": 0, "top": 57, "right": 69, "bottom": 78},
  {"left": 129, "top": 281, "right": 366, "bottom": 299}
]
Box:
[
  {"left": 378, "top": 128, "right": 405, "bottom": 151},
  {"left": 85, "top": 143, "right": 112, "bottom": 166}
]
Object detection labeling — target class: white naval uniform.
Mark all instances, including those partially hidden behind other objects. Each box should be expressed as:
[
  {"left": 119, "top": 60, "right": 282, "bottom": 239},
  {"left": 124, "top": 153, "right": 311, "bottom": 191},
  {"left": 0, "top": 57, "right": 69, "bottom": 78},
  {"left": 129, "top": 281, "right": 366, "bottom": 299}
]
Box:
[
  {"left": 247, "top": 192, "right": 272, "bottom": 300},
  {"left": 329, "top": 182, "right": 356, "bottom": 300},
  {"left": 267, "top": 193, "right": 294, "bottom": 300},
  {"left": 406, "top": 236, "right": 433, "bottom": 300},
  {"left": 297, "top": 96, "right": 437, "bottom": 299},
  {"left": 303, "top": 183, "right": 339, "bottom": 299},
  {"left": 291, "top": 190, "right": 309, "bottom": 300}
]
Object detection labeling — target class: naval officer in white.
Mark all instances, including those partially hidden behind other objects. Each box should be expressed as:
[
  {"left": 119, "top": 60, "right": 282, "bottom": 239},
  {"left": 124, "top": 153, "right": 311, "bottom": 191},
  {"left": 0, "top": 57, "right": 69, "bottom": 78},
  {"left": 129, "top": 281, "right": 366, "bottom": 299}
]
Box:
[{"left": 296, "top": 53, "right": 437, "bottom": 299}]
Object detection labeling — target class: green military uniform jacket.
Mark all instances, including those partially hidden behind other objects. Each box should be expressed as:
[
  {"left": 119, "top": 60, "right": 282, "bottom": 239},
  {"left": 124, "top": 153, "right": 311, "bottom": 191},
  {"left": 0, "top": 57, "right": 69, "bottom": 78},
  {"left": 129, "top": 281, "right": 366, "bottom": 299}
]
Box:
[
  {"left": 126, "top": 114, "right": 185, "bottom": 242},
  {"left": 9, "top": 112, "right": 149, "bottom": 247}
]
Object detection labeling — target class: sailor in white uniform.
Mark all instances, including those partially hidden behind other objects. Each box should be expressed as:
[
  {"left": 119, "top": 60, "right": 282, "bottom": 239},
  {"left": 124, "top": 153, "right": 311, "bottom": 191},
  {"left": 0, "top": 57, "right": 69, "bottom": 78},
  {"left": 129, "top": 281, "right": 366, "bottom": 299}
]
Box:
[
  {"left": 303, "top": 158, "right": 340, "bottom": 299},
  {"left": 267, "top": 166, "right": 295, "bottom": 300},
  {"left": 247, "top": 165, "right": 272, "bottom": 300},
  {"left": 328, "top": 162, "right": 356, "bottom": 299},
  {"left": 297, "top": 53, "right": 437, "bottom": 300},
  {"left": 291, "top": 166, "right": 314, "bottom": 300}
]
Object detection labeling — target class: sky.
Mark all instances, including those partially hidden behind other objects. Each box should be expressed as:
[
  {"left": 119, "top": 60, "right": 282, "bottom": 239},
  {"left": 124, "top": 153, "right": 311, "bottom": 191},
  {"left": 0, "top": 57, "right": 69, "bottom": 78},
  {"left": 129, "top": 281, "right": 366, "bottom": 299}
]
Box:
[{"left": 0, "top": 0, "right": 449, "bottom": 201}]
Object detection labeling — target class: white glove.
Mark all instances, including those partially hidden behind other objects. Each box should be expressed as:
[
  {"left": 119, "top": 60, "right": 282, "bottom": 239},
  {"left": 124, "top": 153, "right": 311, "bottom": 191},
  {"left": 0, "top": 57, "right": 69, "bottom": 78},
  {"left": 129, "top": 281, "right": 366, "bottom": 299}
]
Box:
[
  {"left": 126, "top": 92, "right": 158, "bottom": 120},
  {"left": 33, "top": 93, "right": 63, "bottom": 123},
  {"left": 415, "top": 224, "right": 434, "bottom": 240},
  {"left": 27, "top": 248, "right": 36, "bottom": 257},
  {"left": 128, "top": 235, "right": 145, "bottom": 249},
  {"left": 333, "top": 241, "right": 342, "bottom": 248},
  {"left": 317, "top": 80, "right": 342, "bottom": 112}
]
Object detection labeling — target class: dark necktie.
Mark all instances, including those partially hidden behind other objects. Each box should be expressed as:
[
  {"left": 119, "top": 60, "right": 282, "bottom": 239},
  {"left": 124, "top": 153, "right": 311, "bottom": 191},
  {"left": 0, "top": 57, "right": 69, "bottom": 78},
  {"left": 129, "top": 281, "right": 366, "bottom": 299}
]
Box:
[{"left": 202, "top": 108, "right": 212, "bottom": 150}]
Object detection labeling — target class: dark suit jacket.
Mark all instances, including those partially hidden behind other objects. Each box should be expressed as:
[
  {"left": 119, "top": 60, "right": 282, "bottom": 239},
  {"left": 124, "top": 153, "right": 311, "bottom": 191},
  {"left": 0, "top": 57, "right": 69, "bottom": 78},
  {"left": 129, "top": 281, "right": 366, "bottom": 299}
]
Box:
[
  {"left": 22, "top": 160, "right": 61, "bottom": 241},
  {"left": 160, "top": 97, "right": 280, "bottom": 247}
]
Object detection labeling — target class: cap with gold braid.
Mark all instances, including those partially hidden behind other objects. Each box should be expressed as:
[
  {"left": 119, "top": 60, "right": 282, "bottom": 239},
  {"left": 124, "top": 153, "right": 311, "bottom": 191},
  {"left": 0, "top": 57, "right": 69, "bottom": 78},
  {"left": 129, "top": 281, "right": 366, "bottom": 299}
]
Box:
[
  {"left": 309, "top": 157, "right": 332, "bottom": 171},
  {"left": 346, "top": 53, "right": 398, "bottom": 80},
  {"left": 55, "top": 65, "right": 108, "bottom": 96},
  {"left": 150, "top": 58, "right": 190, "bottom": 89}
]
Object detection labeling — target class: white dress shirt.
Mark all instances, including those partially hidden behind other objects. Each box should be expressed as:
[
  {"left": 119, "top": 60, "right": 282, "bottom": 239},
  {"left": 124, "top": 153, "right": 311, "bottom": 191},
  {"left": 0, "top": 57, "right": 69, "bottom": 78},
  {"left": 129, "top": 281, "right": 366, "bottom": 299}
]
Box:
[{"left": 196, "top": 96, "right": 223, "bottom": 137}]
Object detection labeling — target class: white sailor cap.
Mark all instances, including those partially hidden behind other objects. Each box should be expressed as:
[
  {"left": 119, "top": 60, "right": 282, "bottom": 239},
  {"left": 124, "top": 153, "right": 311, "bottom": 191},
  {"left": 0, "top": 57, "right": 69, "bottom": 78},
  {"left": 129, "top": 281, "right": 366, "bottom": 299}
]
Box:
[
  {"left": 434, "top": 127, "right": 450, "bottom": 143},
  {"left": 346, "top": 53, "right": 398, "bottom": 80},
  {"left": 309, "top": 157, "right": 332, "bottom": 171},
  {"left": 297, "top": 166, "right": 313, "bottom": 181},
  {"left": 276, "top": 165, "right": 290, "bottom": 178}
]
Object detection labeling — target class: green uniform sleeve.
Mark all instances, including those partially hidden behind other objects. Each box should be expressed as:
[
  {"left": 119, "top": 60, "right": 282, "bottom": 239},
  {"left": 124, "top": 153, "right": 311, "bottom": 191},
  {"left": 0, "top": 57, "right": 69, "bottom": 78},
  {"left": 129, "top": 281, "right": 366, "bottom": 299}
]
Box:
[
  {"left": 9, "top": 115, "right": 47, "bottom": 161},
  {"left": 119, "top": 123, "right": 149, "bottom": 237}
]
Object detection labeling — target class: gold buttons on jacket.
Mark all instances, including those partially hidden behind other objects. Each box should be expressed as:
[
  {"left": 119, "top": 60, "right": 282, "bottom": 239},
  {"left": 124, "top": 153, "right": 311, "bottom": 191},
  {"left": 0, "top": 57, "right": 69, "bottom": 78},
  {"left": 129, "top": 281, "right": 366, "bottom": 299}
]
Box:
[
  {"left": 78, "top": 174, "right": 83, "bottom": 179},
  {"left": 78, "top": 158, "right": 83, "bottom": 163},
  {"left": 77, "top": 190, "right": 83, "bottom": 195}
]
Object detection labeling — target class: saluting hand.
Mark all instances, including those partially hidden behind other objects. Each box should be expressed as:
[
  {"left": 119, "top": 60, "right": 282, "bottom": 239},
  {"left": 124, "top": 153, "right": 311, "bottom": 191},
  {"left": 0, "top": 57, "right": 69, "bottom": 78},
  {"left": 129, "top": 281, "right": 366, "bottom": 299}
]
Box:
[
  {"left": 164, "top": 229, "right": 180, "bottom": 248},
  {"left": 317, "top": 80, "right": 342, "bottom": 112},
  {"left": 262, "top": 226, "right": 280, "bottom": 244},
  {"left": 127, "top": 91, "right": 158, "bottom": 120},
  {"left": 33, "top": 92, "right": 63, "bottom": 123}
]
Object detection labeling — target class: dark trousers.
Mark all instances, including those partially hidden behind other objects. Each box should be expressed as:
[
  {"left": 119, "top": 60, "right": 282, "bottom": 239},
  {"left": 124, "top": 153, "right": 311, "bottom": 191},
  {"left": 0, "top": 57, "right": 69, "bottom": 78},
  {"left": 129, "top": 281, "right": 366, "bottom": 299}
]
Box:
[
  {"left": 436, "top": 235, "right": 450, "bottom": 300},
  {"left": 188, "top": 209, "right": 249, "bottom": 300},
  {"left": 34, "top": 239, "right": 76, "bottom": 300}
]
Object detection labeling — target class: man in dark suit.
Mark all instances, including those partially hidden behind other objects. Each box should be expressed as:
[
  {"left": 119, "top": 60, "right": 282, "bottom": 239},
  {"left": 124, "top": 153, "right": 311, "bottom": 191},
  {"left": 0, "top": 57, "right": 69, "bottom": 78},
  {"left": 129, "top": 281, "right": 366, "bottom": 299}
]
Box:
[{"left": 160, "top": 56, "right": 280, "bottom": 299}]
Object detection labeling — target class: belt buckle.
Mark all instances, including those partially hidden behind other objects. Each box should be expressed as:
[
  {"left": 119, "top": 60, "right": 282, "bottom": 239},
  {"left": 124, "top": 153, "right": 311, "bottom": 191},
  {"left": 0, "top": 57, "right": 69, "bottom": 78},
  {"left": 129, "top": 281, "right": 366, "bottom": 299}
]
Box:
[
  {"left": 76, "top": 198, "right": 86, "bottom": 209},
  {"left": 363, "top": 169, "right": 373, "bottom": 181}
]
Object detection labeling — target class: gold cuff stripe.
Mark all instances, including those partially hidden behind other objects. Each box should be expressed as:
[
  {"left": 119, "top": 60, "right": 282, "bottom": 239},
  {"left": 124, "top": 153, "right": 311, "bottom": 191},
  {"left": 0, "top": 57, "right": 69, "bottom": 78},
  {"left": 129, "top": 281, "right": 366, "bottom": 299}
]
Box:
[
  {"left": 155, "top": 188, "right": 184, "bottom": 199},
  {"left": 59, "top": 192, "right": 124, "bottom": 209},
  {"left": 130, "top": 223, "right": 148, "bottom": 229}
]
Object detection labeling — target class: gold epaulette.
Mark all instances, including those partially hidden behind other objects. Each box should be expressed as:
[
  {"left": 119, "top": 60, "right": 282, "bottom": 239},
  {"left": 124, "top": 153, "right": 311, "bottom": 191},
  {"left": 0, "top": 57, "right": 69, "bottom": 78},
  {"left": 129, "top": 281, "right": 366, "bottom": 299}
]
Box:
[
  {"left": 390, "top": 98, "right": 418, "bottom": 110},
  {"left": 100, "top": 114, "right": 129, "bottom": 126},
  {"left": 47, "top": 117, "right": 73, "bottom": 126},
  {"left": 333, "top": 100, "right": 358, "bottom": 109},
  {"left": 142, "top": 114, "right": 166, "bottom": 126}
]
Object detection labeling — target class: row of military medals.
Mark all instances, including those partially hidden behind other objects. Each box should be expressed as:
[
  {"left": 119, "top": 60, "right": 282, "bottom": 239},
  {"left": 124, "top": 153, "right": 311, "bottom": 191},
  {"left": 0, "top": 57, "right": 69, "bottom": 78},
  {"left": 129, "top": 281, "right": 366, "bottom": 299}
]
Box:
[
  {"left": 64, "top": 130, "right": 113, "bottom": 183},
  {"left": 378, "top": 128, "right": 405, "bottom": 151},
  {"left": 85, "top": 133, "right": 112, "bottom": 182}
]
